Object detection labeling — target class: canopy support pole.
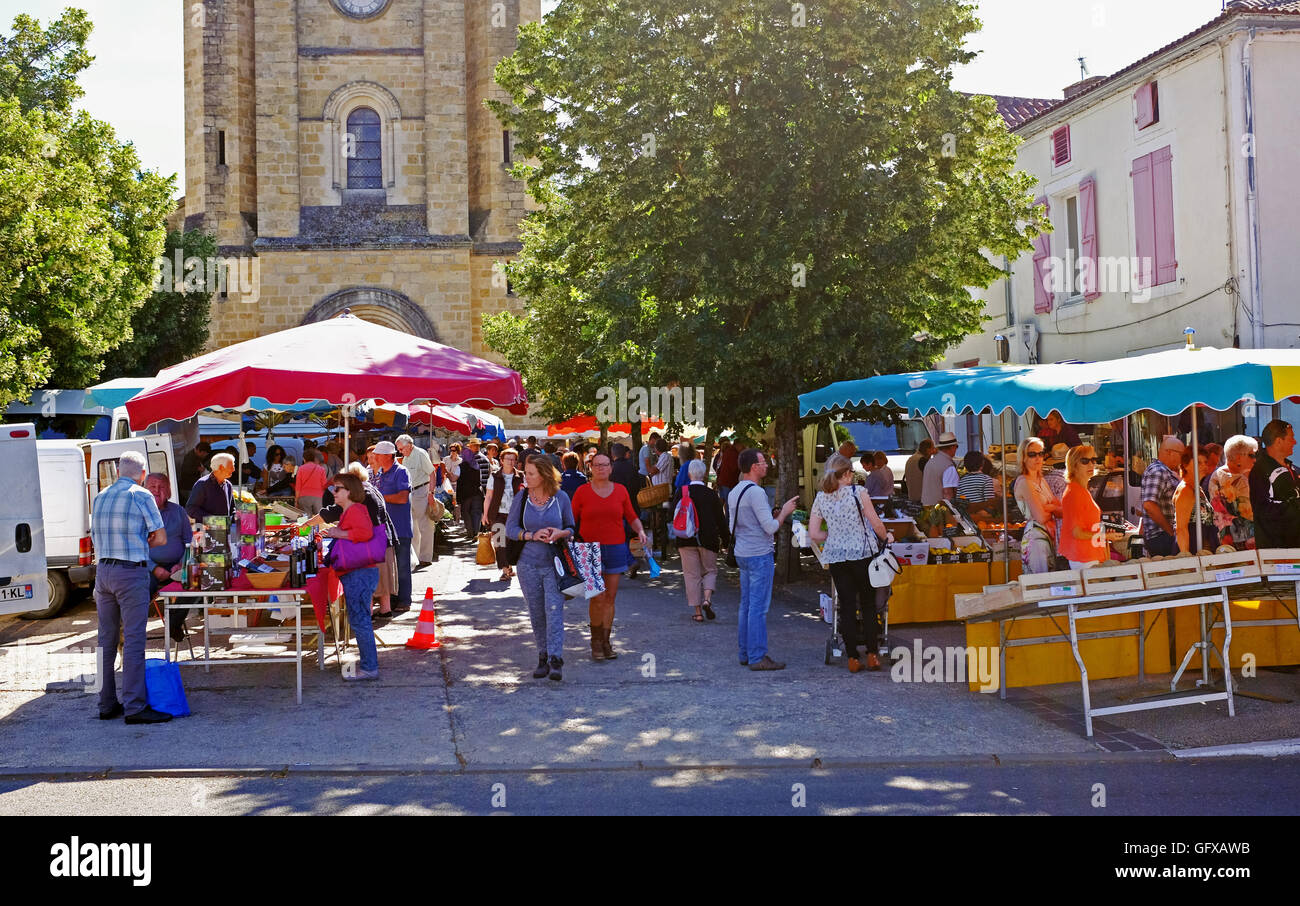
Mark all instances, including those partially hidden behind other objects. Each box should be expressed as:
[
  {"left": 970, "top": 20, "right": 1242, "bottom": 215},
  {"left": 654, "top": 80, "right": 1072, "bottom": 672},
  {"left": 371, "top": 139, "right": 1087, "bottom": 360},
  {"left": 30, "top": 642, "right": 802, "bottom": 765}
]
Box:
[
  {"left": 238, "top": 428, "right": 246, "bottom": 504},
  {"left": 1189, "top": 409, "right": 1209, "bottom": 690},
  {"left": 343, "top": 405, "right": 351, "bottom": 469},
  {"left": 999, "top": 408, "right": 1009, "bottom": 575}
]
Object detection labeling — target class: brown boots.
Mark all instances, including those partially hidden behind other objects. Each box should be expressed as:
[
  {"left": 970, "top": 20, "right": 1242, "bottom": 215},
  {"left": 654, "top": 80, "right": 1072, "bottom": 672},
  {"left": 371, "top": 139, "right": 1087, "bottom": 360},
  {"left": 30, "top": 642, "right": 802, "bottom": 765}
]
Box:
[{"left": 589, "top": 625, "right": 618, "bottom": 660}]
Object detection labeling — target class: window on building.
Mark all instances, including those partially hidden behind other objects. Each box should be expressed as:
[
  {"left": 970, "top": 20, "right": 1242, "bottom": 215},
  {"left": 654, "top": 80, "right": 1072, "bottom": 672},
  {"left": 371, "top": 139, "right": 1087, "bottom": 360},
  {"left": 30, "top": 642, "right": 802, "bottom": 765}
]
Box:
[
  {"left": 503, "top": 130, "right": 512, "bottom": 164},
  {"left": 506, "top": 279, "right": 514, "bottom": 296},
  {"left": 1135, "top": 81, "right": 1159, "bottom": 130},
  {"left": 1063, "top": 194, "right": 1082, "bottom": 297},
  {"left": 346, "top": 107, "right": 382, "bottom": 189},
  {"left": 1051, "top": 125, "right": 1071, "bottom": 167},
  {"left": 1131, "top": 145, "right": 1176, "bottom": 289},
  {"left": 217, "top": 130, "right": 226, "bottom": 166}
]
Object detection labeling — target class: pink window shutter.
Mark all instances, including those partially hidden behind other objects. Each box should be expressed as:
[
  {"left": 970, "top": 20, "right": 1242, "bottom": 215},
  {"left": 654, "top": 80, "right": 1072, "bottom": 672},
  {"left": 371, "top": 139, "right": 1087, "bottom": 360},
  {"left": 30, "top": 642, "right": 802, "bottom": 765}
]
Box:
[
  {"left": 1135, "top": 83, "right": 1155, "bottom": 129},
  {"left": 1052, "top": 126, "right": 1071, "bottom": 166},
  {"left": 1031, "top": 196, "right": 1053, "bottom": 313},
  {"left": 1079, "top": 177, "right": 1100, "bottom": 300},
  {"left": 1131, "top": 152, "right": 1155, "bottom": 290},
  {"left": 1152, "top": 146, "right": 1177, "bottom": 286}
]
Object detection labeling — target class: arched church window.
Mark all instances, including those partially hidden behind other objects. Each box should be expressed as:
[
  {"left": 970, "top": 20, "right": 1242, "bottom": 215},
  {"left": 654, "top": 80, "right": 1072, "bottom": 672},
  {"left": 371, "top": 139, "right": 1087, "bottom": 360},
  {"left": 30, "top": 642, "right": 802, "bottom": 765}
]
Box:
[{"left": 346, "top": 107, "right": 382, "bottom": 189}]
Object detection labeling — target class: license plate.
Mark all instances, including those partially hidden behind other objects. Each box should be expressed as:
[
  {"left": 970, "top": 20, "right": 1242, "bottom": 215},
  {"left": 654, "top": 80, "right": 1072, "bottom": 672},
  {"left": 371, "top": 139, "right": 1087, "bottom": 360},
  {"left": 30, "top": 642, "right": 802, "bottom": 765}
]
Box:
[{"left": 0, "top": 585, "right": 34, "bottom": 602}]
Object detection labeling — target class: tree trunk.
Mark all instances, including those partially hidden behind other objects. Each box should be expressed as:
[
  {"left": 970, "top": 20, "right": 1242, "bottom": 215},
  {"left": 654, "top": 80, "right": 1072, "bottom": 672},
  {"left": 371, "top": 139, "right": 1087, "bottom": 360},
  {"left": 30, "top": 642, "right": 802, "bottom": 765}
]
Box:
[
  {"left": 599, "top": 422, "right": 609, "bottom": 453},
  {"left": 774, "top": 404, "right": 800, "bottom": 584},
  {"left": 632, "top": 418, "right": 643, "bottom": 459}
]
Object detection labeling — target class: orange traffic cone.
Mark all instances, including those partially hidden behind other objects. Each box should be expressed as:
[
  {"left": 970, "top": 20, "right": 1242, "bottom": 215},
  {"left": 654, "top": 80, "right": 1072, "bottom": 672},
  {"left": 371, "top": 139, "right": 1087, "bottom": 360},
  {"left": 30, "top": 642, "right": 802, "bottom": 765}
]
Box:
[{"left": 406, "top": 588, "right": 441, "bottom": 649}]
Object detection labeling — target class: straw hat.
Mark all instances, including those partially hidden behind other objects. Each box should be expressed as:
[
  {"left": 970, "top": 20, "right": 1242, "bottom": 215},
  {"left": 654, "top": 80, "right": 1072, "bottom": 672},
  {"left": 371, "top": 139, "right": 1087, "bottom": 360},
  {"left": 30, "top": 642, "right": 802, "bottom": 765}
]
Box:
[{"left": 936, "top": 431, "right": 959, "bottom": 448}]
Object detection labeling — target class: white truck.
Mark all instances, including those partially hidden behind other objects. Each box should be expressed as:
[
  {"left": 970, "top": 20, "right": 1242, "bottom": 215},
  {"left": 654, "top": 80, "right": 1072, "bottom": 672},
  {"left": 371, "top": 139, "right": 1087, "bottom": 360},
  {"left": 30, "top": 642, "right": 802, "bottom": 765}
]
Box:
[{"left": 1, "top": 430, "right": 179, "bottom": 619}]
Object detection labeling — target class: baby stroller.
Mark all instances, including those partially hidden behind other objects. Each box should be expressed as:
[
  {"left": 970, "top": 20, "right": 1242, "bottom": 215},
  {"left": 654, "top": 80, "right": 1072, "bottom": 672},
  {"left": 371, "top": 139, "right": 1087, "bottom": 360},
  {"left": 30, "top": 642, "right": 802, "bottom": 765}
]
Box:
[{"left": 812, "top": 540, "right": 891, "bottom": 666}]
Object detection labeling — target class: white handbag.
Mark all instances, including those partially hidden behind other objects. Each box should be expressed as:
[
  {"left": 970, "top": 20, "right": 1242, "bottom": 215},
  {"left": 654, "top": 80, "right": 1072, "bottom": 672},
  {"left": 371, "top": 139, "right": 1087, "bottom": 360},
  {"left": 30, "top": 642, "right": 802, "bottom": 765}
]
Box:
[{"left": 868, "top": 548, "right": 902, "bottom": 588}]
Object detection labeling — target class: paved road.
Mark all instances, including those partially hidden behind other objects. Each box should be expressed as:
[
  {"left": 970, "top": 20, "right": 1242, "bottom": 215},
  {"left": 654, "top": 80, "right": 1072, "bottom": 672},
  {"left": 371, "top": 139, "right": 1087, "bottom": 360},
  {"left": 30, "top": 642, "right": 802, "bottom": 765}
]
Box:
[{"left": 3, "top": 757, "right": 1298, "bottom": 815}]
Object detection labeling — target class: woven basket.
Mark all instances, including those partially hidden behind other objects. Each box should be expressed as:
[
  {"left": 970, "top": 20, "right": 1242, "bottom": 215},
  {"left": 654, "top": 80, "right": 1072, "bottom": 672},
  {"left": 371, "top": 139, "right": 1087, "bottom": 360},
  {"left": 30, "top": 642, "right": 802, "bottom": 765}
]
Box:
[{"left": 637, "top": 481, "right": 671, "bottom": 509}]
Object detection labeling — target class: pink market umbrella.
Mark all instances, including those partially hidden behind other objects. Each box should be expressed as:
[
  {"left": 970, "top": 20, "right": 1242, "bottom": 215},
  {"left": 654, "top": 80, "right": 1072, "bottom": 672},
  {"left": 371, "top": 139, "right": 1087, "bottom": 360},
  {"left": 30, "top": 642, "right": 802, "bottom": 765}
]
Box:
[{"left": 126, "top": 314, "right": 528, "bottom": 430}]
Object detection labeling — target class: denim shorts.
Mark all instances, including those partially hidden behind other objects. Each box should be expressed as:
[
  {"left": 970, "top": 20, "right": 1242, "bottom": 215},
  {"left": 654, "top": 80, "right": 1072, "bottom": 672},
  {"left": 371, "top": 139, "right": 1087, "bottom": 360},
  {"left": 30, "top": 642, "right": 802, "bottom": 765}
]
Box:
[{"left": 600, "top": 542, "right": 632, "bottom": 575}]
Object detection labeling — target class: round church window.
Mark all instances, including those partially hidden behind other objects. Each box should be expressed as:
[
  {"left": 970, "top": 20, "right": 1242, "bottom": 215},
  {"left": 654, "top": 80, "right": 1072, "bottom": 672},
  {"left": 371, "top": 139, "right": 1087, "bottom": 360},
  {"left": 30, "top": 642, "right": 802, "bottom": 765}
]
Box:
[{"left": 332, "top": 0, "right": 390, "bottom": 19}]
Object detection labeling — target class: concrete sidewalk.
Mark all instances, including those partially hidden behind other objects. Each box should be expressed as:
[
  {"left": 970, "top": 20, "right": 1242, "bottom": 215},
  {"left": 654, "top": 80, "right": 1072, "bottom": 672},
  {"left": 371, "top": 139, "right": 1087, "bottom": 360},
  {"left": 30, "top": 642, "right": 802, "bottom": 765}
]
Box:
[{"left": 1, "top": 537, "right": 1297, "bottom": 771}]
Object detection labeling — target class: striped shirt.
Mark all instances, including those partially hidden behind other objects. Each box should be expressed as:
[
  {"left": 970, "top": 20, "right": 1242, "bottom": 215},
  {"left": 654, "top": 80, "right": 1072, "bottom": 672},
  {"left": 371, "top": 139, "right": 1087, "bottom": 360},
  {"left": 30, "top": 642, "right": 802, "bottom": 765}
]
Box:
[
  {"left": 91, "top": 476, "right": 164, "bottom": 564},
  {"left": 957, "top": 471, "right": 995, "bottom": 503}
]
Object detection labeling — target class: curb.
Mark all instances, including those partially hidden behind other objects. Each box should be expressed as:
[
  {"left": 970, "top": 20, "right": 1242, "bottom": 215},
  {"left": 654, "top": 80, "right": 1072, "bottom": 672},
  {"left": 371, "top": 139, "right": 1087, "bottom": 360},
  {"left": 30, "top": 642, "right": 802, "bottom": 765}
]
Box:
[{"left": 0, "top": 749, "right": 1206, "bottom": 779}]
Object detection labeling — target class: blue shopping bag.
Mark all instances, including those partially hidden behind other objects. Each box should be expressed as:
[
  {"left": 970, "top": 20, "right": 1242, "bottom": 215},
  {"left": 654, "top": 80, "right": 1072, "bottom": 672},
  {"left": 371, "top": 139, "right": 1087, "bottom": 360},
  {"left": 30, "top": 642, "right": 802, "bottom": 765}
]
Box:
[
  {"left": 145, "top": 658, "right": 191, "bottom": 717},
  {"left": 645, "top": 551, "right": 662, "bottom": 579}
]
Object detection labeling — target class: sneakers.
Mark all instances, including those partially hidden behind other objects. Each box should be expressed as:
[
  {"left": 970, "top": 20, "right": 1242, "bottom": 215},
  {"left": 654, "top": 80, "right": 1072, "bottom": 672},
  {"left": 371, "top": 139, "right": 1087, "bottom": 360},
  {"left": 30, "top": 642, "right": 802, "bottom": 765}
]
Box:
[
  {"left": 344, "top": 667, "right": 380, "bottom": 681},
  {"left": 748, "top": 656, "right": 786, "bottom": 672},
  {"left": 548, "top": 656, "right": 564, "bottom": 682},
  {"left": 532, "top": 653, "right": 551, "bottom": 679},
  {"left": 124, "top": 706, "right": 173, "bottom": 724}
]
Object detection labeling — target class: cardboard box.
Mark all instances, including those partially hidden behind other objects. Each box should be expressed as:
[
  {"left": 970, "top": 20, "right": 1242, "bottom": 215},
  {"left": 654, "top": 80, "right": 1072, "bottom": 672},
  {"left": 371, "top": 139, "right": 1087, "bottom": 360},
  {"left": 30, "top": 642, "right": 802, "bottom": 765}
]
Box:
[{"left": 890, "top": 542, "right": 929, "bottom": 566}]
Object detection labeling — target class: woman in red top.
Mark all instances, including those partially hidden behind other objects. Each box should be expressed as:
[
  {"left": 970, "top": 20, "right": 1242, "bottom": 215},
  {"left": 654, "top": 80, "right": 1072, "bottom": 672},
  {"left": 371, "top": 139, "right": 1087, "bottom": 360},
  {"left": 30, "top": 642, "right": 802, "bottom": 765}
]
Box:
[
  {"left": 1059, "top": 445, "right": 1119, "bottom": 569},
  {"left": 571, "top": 452, "right": 649, "bottom": 661}
]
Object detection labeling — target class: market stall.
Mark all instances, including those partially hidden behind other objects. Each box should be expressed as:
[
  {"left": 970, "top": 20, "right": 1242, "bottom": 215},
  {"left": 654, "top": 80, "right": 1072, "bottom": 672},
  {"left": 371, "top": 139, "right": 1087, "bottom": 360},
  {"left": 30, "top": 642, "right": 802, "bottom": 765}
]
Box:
[
  {"left": 903, "top": 341, "right": 1300, "bottom": 725},
  {"left": 123, "top": 313, "right": 528, "bottom": 677}
]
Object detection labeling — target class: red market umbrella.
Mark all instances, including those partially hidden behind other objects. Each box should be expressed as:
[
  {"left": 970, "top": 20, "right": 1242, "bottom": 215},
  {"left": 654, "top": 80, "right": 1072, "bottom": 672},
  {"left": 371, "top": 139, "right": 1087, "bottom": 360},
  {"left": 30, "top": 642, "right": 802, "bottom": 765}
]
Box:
[
  {"left": 126, "top": 314, "right": 529, "bottom": 430},
  {"left": 407, "top": 404, "right": 475, "bottom": 434},
  {"left": 547, "top": 414, "right": 665, "bottom": 437}
]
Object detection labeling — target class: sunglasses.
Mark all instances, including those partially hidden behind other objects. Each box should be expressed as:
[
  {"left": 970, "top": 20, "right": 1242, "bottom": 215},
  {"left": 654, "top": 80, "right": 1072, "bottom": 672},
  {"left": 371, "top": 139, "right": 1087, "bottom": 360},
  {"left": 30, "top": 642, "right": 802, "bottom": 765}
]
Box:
[
  {"left": 1077, "top": 457, "right": 1098, "bottom": 465},
  {"left": 1024, "top": 451, "right": 1045, "bottom": 459}
]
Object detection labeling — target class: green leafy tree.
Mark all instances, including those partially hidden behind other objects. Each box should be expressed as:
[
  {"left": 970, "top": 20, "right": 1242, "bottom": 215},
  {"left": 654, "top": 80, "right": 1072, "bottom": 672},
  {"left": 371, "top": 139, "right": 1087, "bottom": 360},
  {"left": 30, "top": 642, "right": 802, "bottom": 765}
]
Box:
[
  {"left": 99, "top": 229, "right": 215, "bottom": 381},
  {"left": 489, "top": 0, "right": 1046, "bottom": 578},
  {"left": 0, "top": 9, "right": 173, "bottom": 407}
]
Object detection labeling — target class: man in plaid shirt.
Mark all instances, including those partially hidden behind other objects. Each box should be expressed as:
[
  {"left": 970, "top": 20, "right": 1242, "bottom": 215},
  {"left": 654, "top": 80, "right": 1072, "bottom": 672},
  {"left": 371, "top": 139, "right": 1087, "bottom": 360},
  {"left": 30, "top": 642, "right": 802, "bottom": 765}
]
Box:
[
  {"left": 1141, "top": 436, "right": 1186, "bottom": 556},
  {"left": 91, "top": 451, "right": 172, "bottom": 724}
]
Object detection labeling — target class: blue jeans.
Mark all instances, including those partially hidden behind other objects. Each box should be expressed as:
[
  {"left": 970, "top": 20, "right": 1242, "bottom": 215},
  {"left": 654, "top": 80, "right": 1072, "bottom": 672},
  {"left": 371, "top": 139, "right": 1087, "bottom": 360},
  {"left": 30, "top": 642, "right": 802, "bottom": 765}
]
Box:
[
  {"left": 1145, "top": 529, "right": 1177, "bottom": 557},
  {"left": 394, "top": 536, "right": 412, "bottom": 607},
  {"left": 737, "top": 553, "right": 775, "bottom": 663},
  {"left": 341, "top": 567, "right": 381, "bottom": 673},
  {"left": 517, "top": 558, "right": 565, "bottom": 658}
]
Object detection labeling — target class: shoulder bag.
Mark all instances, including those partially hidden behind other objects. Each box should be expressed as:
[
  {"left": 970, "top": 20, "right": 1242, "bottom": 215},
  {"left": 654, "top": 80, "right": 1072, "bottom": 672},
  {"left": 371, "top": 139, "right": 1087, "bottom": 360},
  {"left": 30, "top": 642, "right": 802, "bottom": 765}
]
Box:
[
  {"left": 852, "top": 489, "right": 901, "bottom": 588},
  {"left": 726, "top": 483, "right": 757, "bottom": 568}
]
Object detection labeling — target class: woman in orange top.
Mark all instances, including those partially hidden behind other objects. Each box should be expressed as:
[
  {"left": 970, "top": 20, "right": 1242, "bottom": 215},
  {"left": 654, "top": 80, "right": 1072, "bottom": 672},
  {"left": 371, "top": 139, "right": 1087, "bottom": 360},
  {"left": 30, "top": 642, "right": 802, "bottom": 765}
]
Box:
[{"left": 1059, "top": 445, "right": 1116, "bottom": 569}]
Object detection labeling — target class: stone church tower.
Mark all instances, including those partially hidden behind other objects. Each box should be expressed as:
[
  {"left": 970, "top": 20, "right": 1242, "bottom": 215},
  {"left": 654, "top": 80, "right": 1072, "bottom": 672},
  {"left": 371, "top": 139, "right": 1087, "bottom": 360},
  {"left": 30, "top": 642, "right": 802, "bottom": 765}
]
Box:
[{"left": 181, "top": 0, "right": 538, "bottom": 359}]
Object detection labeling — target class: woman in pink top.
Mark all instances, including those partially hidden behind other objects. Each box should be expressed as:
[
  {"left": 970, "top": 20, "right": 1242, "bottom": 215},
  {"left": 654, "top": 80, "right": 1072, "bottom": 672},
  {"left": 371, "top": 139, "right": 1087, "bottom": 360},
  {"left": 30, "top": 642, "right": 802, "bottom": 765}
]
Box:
[{"left": 295, "top": 449, "right": 329, "bottom": 516}]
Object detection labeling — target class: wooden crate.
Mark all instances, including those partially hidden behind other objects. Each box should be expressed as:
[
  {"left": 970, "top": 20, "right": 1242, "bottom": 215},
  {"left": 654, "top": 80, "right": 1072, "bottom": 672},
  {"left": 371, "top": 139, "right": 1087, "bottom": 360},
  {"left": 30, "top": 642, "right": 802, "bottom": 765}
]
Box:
[
  {"left": 955, "top": 583, "right": 1024, "bottom": 620},
  {"left": 1257, "top": 548, "right": 1300, "bottom": 577},
  {"left": 1082, "top": 561, "right": 1145, "bottom": 595},
  {"left": 1017, "top": 569, "right": 1083, "bottom": 603},
  {"left": 1140, "top": 556, "right": 1204, "bottom": 589},
  {"left": 1199, "top": 549, "right": 1261, "bottom": 583}
]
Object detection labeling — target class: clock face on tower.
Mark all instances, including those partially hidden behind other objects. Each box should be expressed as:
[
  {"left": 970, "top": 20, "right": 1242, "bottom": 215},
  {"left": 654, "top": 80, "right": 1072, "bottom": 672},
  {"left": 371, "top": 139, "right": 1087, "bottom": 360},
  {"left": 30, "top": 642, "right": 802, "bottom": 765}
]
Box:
[{"left": 332, "top": 0, "right": 390, "bottom": 19}]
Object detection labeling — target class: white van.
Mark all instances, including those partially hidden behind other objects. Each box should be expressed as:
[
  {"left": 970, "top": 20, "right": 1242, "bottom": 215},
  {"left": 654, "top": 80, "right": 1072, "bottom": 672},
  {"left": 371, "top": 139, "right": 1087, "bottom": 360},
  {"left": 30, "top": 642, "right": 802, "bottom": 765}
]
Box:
[
  {"left": 0, "top": 424, "right": 49, "bottom": 617},
  {"left": 10, "top": 434, "right": 180, "bottom": 619}
]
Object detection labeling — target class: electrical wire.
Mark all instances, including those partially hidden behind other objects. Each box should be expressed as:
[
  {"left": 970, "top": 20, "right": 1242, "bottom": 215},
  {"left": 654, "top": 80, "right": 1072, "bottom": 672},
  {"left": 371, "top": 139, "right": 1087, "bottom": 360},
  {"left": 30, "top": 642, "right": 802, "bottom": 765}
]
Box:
[{"left": 1044, "top": 278, "right": 1236, "bottom": 336}]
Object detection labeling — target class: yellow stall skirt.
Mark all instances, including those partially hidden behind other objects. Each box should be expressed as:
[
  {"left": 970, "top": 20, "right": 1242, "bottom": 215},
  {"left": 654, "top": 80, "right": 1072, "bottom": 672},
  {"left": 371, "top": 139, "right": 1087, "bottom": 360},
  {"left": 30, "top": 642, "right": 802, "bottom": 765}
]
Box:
[
  {"left": 889, "top": 560, "right": 1022, "bottom": 624},
  {"left": 1172, "top": 597, "right": 1300, "bottom": 670},
  {"left": 965, "top": 608, "right": 1171, "bottom": 691}
]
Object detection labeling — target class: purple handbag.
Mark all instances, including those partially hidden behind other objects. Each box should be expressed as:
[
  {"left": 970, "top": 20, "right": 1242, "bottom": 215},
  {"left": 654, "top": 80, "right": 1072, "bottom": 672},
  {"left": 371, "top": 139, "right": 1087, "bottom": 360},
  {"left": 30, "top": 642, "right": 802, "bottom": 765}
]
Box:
[{"left": 326, "top": 529, "right": 388, "bottom": 570}]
